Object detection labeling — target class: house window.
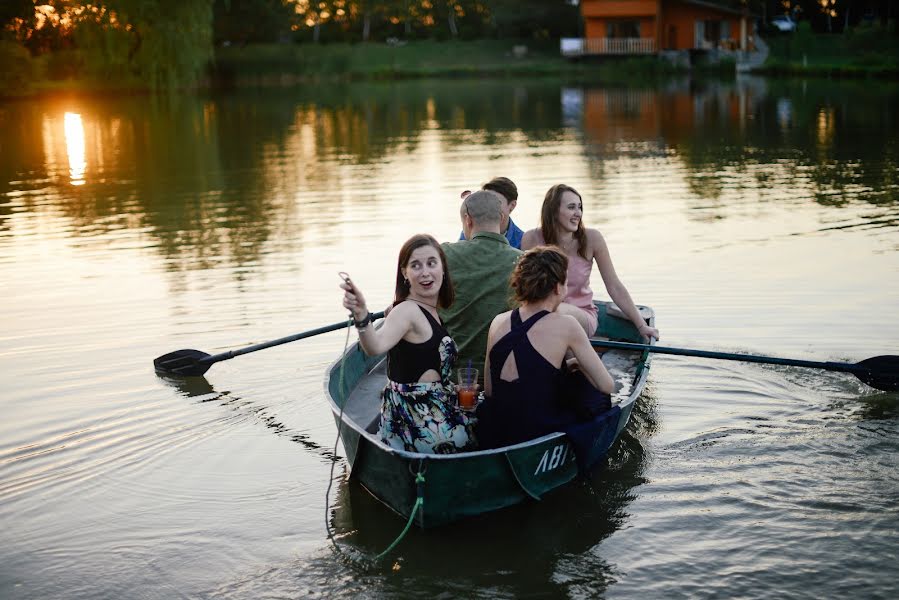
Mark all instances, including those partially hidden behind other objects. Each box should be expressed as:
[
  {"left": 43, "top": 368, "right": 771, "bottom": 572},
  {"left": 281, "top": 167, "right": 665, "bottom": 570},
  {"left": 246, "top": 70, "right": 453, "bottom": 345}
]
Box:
[
  {"left": 703, "top": 20, "right": 731, "bottom": 42},
  {"left": 607, "top": 20, "right": 641, "bottom": 38},
  {"left": 703, "top": 20, "right": 721, "bottom": 42}
]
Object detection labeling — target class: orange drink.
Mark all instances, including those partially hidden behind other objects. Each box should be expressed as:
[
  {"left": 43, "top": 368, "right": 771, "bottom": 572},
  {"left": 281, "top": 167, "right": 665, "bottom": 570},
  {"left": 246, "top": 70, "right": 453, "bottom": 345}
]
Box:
[
  {"left": 458, "top": 388, "right": 476, "bottom": 409},
  {"left": 457, "top": 367, "right": 478, "bottom": 410}
]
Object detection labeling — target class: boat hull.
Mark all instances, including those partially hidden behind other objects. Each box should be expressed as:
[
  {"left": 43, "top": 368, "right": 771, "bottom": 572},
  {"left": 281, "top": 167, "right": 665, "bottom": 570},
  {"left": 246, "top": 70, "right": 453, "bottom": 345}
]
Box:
[{"left": 325, "top": 301, "right": 654, "bottom": 528}]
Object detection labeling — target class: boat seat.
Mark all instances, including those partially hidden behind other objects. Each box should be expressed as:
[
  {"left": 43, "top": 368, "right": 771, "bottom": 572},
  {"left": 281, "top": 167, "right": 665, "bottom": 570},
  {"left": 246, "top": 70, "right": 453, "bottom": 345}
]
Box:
[
  {"left": 342, "top": 359, "right": 387, "bottom": 429},
  {"left": 606, "top": 303, "right": 654, "bottom": 323}
]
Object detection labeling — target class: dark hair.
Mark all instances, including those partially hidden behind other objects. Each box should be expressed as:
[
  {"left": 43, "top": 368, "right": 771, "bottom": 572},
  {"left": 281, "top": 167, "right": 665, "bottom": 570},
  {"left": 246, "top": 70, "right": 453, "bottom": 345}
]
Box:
[
  {"left": 394, "top": 234, "right": 455, "bottom": 309},
  {"left": 482, "top": 177, "right": 518, "bottom": 203},
  {"left": 540, "top": 184, "right": 588, "bottom": 259},
  {"left": 510, "top": 246, "right": 568, "bottom": 304}
]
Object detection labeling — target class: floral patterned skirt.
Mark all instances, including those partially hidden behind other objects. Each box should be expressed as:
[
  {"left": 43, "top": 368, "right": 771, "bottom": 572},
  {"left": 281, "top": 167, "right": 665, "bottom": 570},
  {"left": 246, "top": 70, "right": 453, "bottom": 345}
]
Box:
[{"left": 379, "top": 379, "right": 476, "bottom": 454}]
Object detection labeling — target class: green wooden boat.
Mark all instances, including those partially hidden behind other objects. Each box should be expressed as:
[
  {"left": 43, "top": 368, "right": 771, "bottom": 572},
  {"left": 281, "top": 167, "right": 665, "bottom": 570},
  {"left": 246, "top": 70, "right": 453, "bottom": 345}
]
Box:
[{"left": 324, "top": 300, "right": 655, "bottom": 528}]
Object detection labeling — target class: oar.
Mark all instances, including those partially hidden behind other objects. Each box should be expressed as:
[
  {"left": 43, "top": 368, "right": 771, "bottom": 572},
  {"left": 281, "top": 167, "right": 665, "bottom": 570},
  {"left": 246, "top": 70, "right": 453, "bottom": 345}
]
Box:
[
  {"left": 154, "top": 312, "right": 385, "bottom": 377},
  {"left": 591, "top": 340, "right": 899, "bottom": 392}
]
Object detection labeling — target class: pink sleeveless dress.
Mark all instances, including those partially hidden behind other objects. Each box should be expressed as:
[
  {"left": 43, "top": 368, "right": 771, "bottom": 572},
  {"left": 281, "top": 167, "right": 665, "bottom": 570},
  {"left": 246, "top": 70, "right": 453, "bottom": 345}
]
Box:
[{"left": 531, "top": 231, "right": 599, "bottom": 335}]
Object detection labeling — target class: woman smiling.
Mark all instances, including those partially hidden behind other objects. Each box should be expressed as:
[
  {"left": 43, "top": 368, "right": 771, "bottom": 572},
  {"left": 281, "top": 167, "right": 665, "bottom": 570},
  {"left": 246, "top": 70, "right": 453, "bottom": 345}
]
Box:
[{"left": 521, "top": 184, "right": 659, "bottom": 341}]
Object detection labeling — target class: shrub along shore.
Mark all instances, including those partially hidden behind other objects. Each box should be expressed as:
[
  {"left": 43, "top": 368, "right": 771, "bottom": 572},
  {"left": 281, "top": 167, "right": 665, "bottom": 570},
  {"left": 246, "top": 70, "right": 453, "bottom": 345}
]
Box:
[
  {"left": 210, "top": 39, "right": 688, "bottom": 86},
  {"left": 2, "top": 32, "right": 897, "bottom": 99},
  {"left": 756, "top": 24, "right": 898, "bottom": 78}
]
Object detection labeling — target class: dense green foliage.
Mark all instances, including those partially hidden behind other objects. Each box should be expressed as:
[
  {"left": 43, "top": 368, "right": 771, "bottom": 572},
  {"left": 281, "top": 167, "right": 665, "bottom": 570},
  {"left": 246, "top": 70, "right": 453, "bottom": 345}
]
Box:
[
  {"left": 213, "top": 0, "right": 295, "bottom": 45},
  {"left": 265, "top": 0, "right": 578, "bottom": 44},
  {"left": 3, "top": 0, "right": 213, "bottom": 92},
  {"left": 212, "top": 40, "right": 692, "bottom": 86},
  {"left": 84, "top": 0, "right": 214, "bottom": 89},
  {"left": 0, "top": 39, "right": 34, "bottom": 94},
  {"left": 764, "top": 21, "right": 899, "bottom": 77},
  {"left": 2, "top": 0, "right": 897, "bottom": 96}
]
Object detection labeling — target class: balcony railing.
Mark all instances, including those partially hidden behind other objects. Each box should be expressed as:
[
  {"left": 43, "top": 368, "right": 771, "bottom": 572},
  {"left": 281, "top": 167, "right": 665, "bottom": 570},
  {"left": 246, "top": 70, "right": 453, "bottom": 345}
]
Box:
[{"left": 561, "top": 37, "right": 656, "bottom": 56}]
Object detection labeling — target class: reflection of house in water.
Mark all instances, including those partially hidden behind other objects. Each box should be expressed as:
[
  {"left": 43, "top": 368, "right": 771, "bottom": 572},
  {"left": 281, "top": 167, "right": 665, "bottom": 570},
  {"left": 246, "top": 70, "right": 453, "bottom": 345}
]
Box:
[
  {"left": 562, "top": 0, "right": 761, "bottom": 67},
  {"left": 563, "top": 78, "right": 768, "bottom": 155}
]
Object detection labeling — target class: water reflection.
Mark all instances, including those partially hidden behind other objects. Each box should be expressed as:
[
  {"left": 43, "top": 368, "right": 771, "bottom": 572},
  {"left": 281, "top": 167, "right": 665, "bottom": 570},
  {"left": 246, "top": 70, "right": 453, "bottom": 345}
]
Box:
[
  {"left": 327, "top": 392, "right": 660, "bottom": 595},
  {"left": 324, "top": 429, "right": 648, "bottom": 595},
  {"left": 63, "top": 113, "right": 86, "bottom": 186},
  {"left": 158, "top": 374, "right": 333, "bottom": 457},
  {"left": 1, "top": 78, "right": 896, "bottom": 278}
]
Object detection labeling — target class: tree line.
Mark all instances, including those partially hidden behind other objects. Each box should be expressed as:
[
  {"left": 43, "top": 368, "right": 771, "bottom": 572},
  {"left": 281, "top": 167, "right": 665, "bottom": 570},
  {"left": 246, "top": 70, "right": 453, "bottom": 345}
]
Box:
[
  {"left": 216, "top": 0, "right": 578, "bottom": 45},
  {"left": 0, "top": 0, "right": 576, "bottom": 91},
  {"left": 2, "top": 1, "right": 895, "bottom": 93}
]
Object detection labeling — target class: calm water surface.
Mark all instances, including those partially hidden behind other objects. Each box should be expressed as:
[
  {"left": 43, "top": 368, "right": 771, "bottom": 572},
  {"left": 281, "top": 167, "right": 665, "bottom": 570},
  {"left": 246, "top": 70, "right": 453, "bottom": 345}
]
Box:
[{"left": 1, "top": 77, "right": 898, "bottom": 599}]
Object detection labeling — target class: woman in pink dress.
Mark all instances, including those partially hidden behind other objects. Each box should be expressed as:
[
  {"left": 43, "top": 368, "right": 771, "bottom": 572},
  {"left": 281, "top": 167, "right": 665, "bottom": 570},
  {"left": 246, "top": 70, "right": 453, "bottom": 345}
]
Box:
[{"left": 521, "top": 184, "right": 659, "bottom": 341}]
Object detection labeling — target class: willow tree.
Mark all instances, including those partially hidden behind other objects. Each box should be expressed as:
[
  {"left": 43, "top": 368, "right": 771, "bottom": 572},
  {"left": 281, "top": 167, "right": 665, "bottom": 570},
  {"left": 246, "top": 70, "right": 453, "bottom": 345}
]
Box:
[{"left": 75, "top": 0, "right": 215, "bottom": 90}]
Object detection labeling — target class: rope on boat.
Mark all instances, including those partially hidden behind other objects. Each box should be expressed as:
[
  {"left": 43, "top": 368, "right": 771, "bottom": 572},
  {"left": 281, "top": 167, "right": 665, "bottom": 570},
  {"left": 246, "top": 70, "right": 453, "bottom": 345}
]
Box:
[
  {"left": 325, "top": 319, "right": 422, "bottom": 563},
  {"left": 374, "top": 468, "right": 425, "bottom": 561},
  {"left": 324, "top": 318, "right": 354, "bottom": 556},
  {"left": 325, "top": 315, "right": 425, "bottom": 561}
]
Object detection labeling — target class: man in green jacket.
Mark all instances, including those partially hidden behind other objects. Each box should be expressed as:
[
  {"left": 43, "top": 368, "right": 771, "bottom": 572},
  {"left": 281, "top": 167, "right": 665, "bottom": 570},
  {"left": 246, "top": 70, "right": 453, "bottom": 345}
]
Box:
[{"left": 440, "top": 190, "right": 522, "bottom": 383}]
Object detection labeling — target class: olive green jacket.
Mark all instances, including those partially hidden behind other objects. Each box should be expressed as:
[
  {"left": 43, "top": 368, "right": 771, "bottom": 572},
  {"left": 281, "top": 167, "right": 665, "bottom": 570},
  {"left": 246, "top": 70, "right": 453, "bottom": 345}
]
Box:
[{"left": 439, "top": 232, "right": 521, "bottom": 381}]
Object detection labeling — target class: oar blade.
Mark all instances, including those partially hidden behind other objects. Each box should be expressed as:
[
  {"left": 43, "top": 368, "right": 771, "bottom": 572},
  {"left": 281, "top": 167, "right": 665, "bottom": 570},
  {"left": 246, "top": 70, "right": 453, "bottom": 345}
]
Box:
[
  {"left": 854, "top": 355, "right": 899, "bottom": 392},
  {"left": 154, "top": 349, "right": 213, "bottom": 377}
]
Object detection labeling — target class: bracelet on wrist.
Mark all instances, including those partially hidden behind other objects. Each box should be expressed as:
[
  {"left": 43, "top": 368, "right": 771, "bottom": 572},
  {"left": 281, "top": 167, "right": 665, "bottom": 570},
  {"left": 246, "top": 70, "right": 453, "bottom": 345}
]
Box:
[{"left": 353, "top": 311, "right": 372, "bottom": 329}]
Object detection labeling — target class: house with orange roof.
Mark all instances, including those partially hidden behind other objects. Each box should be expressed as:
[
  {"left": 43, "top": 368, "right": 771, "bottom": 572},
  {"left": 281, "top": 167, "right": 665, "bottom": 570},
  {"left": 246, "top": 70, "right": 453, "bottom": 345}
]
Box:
[{"left": 562, "top": 0, "right": 755, "bottom": 57}]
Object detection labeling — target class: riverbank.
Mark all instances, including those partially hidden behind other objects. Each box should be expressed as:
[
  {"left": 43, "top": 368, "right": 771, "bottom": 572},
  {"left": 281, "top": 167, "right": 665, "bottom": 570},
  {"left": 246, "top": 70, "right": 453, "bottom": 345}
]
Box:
[
  {"left": 210, "top": 39, "right": 689, "bottom": 86},
  {"left": 5, "top": 33, "right": 897, "bottom": 100},
  {"left": 0, "top": 39, "right": 699, "bottom": 99},
  {"left": 758, "top": 26, "right": 898, "bottom": 78}
]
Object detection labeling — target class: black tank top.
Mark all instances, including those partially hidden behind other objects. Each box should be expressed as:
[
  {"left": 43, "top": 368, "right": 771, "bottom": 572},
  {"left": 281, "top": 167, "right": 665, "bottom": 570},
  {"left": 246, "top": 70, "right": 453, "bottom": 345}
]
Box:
[
  {"left": 477, "top": 309, "right": 568, "bottom": 448},
  {"left": 387, "top": 305, "right": 449, "bottom": 383}
]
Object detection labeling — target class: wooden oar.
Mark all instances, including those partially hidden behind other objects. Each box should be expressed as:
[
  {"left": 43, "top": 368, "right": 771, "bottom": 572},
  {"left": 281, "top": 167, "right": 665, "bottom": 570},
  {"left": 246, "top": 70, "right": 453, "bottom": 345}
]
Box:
[
  {"left": 591, "top": 340, "right": 899, "bottom": 392},
  {"left": 154, "top": 312, "right": 385, "bottom": 377}
]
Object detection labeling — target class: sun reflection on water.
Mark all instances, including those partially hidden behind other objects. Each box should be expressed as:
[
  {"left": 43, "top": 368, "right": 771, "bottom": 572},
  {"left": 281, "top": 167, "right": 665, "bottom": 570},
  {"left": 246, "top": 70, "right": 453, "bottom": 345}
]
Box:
[{"left": 64, "top": 112, "right": 86, "bottom": 186}]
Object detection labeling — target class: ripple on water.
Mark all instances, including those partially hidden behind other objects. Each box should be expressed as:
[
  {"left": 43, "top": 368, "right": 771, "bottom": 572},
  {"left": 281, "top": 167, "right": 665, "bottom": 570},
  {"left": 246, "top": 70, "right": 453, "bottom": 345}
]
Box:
[{"left": 589, "top": 383, "right": 899, "bottom": 600}]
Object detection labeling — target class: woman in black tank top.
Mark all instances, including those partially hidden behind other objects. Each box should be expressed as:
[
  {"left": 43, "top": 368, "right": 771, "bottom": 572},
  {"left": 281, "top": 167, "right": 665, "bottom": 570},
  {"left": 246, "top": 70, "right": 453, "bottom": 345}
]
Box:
[
  {"left": 341, "top": 234, "right": 475, "bottom": 454},
  {"left": 477, "top": 246, "right": 615, "bottom": 451}
]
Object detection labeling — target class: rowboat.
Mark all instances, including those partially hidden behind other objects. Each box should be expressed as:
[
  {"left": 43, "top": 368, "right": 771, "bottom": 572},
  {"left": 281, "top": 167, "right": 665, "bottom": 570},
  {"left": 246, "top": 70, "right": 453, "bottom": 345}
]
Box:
[{"left": 324, "top": 300, "right": 655, "bottom": 528}]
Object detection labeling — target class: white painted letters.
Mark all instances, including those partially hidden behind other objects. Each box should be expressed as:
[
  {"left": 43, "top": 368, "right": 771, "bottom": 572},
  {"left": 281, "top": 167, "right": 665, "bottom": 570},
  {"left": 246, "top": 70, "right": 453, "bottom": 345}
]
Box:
[{"left": 534, "top": 444, "right": 570, "bottom": 475}]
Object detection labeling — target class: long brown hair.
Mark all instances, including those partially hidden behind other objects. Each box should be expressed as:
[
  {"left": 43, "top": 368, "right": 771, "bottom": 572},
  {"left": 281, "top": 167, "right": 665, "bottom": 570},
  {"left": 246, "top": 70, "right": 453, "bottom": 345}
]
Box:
[
  {"left": 540, "top": 184, "right": 588, "bottom": 259},
  {"left": 510, "top": 246, "right": 568, "bottom": 304},
  {"left": 393, "top": 234, "right": 455, "bottom": 308}
]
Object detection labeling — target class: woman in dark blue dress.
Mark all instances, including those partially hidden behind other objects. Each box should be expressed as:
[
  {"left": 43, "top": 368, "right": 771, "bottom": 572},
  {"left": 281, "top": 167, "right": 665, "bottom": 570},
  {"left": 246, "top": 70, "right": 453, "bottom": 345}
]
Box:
[{"left": 476, "top": 246, "right": 615, "bottom": 449}]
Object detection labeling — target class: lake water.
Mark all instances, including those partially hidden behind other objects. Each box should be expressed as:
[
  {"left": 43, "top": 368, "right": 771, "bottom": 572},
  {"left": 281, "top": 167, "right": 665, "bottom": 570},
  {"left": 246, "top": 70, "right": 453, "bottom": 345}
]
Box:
[{"left": 1, "top": 76, "right": 898, "bottom": 599}]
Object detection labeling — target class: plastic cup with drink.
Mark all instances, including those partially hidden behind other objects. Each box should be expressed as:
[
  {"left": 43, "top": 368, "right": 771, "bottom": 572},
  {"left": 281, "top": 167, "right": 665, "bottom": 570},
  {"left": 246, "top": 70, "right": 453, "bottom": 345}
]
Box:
[{"left": 457, "top": 366, "right": 478, "bottom": 410}]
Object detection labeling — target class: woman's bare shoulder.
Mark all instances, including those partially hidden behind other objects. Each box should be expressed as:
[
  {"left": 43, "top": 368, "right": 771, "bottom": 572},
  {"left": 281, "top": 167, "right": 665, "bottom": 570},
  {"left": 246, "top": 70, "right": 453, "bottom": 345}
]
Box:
[
  {"left": 490, "top": 310, "right": 513, "bottom": 331},
  {"left": 533, "top": 311, "right": 578, "bottom": 331},
  {"left": 584, "top": 227, "right": 608, "bottom": 256},
  {"left": 585, "top": 227, "right": 605, "bottom": 244},
  {"left": 541, "top": 312, "right": 586, "bottom": 337},
  {"left": 487, "top": 311, "right": 513, "bottom": 342},
  {"left": 386, "top": 300, "right": 426, "bottom": 326},
  {"left": 520, "top": 228, "right": 541, "bottom": 249}
]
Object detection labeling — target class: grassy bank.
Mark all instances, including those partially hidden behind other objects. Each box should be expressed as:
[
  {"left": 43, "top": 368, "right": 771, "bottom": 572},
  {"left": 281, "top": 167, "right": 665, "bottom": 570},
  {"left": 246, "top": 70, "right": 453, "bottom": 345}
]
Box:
[
  {"left": 214, "top": 39, "right": 565, "bottom": 81},
  {"left": 760, "top": 25, "right": 899, "bottom": 78},
  {"left": 5, "top": 39, "right": 726, "bottom": 99},
  {"left": 211, "top": 40, "right": 687, "bottom": 86}
]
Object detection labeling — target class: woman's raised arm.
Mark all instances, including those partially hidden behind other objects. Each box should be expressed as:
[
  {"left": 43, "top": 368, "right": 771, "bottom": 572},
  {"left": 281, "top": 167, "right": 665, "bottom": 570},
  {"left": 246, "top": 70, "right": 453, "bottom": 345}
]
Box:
[
  {"left": 341, "top": 280, "right": 413, "bottom": 356},
  {"left": 589, "top": 229, "right": 659, "bottom": 341}
]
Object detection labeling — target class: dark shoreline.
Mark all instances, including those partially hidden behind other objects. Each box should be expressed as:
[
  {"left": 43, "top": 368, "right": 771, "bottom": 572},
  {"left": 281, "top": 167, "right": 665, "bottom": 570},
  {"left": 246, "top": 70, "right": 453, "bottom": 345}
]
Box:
[{"left": 3, "top": 37, "right": 897, "bottom": 101}]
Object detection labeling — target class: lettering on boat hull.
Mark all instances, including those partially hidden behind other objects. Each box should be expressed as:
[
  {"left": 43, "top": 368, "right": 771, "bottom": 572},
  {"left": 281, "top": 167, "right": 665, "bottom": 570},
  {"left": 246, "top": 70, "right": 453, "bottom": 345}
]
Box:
[{"left": 534, "top": 444, "right": 573, "bottom": 475}]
